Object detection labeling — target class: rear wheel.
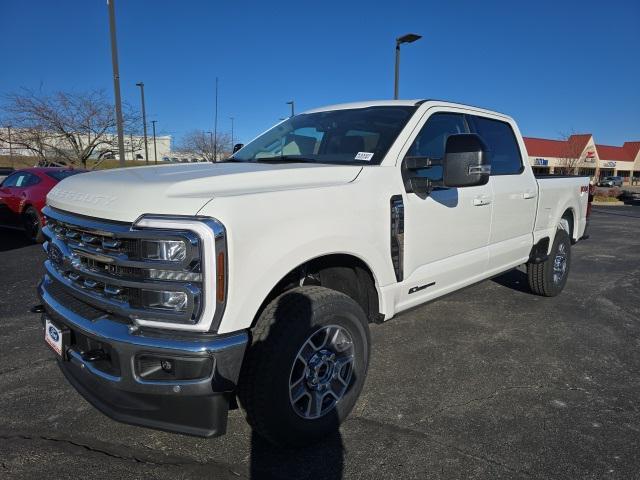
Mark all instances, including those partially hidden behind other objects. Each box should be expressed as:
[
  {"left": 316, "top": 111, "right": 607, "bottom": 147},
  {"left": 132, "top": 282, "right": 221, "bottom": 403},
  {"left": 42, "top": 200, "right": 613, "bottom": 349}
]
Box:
[
  {"left": 23, "top": 207, "right": 44, "bottom": 243},
  {"left": 527, "top": 228, "right": 571, "bottom": 297},
  {"left": 237, "top": 286, "right": 370, "bottom": 447}
]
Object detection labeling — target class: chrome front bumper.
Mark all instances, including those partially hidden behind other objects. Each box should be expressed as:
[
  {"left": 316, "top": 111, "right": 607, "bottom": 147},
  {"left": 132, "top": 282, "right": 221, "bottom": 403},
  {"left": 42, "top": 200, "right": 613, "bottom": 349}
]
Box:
[{"left": 38, "top": 275, "right": 248, "bottom": 437}]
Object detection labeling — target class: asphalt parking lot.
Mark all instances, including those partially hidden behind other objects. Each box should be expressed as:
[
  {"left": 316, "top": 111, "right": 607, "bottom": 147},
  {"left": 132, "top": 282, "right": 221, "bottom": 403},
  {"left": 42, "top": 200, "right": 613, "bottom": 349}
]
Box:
[{"left": 1, "top": 206, "right": 639, "bottom": 479}]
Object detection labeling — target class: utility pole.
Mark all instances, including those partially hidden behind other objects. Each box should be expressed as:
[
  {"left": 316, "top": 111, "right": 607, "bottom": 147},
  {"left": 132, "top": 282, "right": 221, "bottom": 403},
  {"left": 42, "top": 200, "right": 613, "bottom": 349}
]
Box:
[
  {"left": 107, "top": 0, "right": 126, "bottom": 167},
  {"left": 151, "top": 120, "right": 158, "bottom": 165},
  {"left": 7, "top": 126, "right": 13, "bottom": 169},
  {"left": 135, "top": 82, "right": 149, "bottom": 164},
  {"left": 213, "top": 77, "right": 218, "bottom": 162},
  {"left": 130, "top": 134, "right": 135, "bottom": 161},
  {"left": 286, "top": 100, "right": 295, "bottom": 117},
  {"left": 206, "top": 131, "right": 214, "bottom": 162},
  {"left": 394, "top": 33, "right": 422, "bottom": 100},
  {"left": 229, "top": 117, "right": 234, "bottom": 152}
]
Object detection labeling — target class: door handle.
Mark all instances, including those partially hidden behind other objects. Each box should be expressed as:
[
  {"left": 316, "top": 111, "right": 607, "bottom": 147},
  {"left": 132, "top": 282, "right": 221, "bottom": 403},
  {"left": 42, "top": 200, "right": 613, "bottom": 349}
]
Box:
[
  {"left": 522, "top": 192, "right": 537, "bottom": 199},
  {"left": 473, "top": 196, "right": 491, "bottom": 206}
]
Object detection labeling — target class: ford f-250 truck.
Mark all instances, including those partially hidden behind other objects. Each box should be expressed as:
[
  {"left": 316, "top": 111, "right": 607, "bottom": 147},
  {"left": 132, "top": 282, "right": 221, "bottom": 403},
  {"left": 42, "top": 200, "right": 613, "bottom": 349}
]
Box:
[{"left": 38, "top": 100, "right": 591, "bottom": 447}]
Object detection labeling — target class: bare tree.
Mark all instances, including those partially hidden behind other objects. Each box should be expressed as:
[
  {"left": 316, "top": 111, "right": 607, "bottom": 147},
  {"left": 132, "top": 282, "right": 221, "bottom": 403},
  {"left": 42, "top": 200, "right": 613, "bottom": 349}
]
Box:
[
  {"left": 178, "top": 130, "right": 231, "bottom": 162},
  {"left": 555, "top": 131, "right": 588, "bottom": 175},
  {"left": 0, "top": 88, "right": 141, "bottom": 168}
]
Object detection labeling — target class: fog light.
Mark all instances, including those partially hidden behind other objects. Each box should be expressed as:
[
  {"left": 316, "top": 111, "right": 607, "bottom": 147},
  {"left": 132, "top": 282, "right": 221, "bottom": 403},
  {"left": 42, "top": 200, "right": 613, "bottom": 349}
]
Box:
[{"left": 142, "top": 290, "right": 188, "bottom": 311}]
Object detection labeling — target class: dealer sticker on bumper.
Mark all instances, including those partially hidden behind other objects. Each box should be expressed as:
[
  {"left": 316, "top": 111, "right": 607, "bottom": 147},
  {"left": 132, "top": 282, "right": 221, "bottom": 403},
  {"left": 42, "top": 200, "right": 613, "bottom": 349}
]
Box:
[{"left": 45, "top": 318, "right": 64, "bottom": 357}]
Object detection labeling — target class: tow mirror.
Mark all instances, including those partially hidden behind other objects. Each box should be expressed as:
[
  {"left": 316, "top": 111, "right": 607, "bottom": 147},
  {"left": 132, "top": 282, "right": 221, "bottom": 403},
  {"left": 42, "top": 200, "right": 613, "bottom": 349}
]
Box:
[
  {"left": 443, "top": 134, "right": 491, "bottom": 188},
  {"left": 232, "top": 143, "right": 244, "bottom": 153}
]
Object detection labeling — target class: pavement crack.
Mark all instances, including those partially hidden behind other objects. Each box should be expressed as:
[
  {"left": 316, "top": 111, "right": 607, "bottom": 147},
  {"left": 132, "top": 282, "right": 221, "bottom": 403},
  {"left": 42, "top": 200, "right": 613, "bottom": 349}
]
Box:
[{"left": 0, "top": 432, "right": 241, "bottom": 474}]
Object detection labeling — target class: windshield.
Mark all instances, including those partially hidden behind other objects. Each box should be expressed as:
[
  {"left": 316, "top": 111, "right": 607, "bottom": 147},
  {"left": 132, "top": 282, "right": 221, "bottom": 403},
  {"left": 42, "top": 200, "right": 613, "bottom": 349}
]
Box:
[{"left": 231, "top": 106, "right": 416, "bottom": 165}]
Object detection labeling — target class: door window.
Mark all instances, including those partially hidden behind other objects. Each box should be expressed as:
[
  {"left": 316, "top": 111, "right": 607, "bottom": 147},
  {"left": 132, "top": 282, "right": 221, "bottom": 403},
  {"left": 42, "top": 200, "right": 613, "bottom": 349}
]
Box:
[
  {"left": 405, "top": 113, "right": 467, "bottom": 181},
  {"left": 468, "top": 116, "right": 523, "bottom": 175}
]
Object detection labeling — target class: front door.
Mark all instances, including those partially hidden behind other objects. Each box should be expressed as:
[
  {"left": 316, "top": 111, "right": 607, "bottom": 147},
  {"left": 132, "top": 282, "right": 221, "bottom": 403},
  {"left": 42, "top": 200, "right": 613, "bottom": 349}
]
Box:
[{"left": 398, "top": 111, "right": 493, "bottom": 310}]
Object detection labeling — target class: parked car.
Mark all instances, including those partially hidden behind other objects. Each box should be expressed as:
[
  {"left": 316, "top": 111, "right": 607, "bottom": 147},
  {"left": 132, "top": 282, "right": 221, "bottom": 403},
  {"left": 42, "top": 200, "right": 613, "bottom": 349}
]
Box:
[
  {"left": 38, "top": 100, "right": 592, "bottom": 447},
  {"left": 597, "top": 176, "right": 623, "bottom": 187},
  {"left": 0, "top": 167, "right": 86, "bottom": 242}
]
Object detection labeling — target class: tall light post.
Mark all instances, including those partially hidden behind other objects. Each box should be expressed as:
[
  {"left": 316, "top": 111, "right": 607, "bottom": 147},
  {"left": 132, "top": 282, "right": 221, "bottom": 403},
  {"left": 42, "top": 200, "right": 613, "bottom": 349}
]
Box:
[
  {"left": 229, "top": 116, "right": 234, "bottom": 152},
  {"left": 394, "top": 33, "right": 422, "bottom": 100},
  {"left": 286, "top": 100, "right": 295, "bottom": 117},
  {"left": 107, "top": 0, "right": 126, "bottom": 167},
  {"left": 151, "top": 120, "right": 158, "bottom": 164},
  {"left": 6, "top": 126, "right": 13, "bottom": 169},
  {"left": 206, "top": 131, "right": 214, "bottom": 162},
  {"left": 135, "top": 82, "right": 149, "bottom": 164},
  {"left": 213, "top": 77, "right": 219, "bottom": 162}
]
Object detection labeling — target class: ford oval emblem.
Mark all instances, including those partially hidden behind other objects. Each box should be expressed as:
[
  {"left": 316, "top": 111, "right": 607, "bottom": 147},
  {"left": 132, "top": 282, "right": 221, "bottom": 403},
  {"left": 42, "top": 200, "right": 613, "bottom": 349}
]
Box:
[{"left": 48, "top": 326, "right": 60, "bottom": 342}]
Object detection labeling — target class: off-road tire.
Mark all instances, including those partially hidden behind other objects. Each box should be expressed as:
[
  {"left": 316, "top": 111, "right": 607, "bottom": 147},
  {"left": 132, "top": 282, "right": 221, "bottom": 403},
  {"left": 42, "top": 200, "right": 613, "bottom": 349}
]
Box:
[
  {"left": 237, "top": 286, "right": 370, "bottom": 447},
  {"left": 527, "top": 229, "right": 571, "bottom": 297}
]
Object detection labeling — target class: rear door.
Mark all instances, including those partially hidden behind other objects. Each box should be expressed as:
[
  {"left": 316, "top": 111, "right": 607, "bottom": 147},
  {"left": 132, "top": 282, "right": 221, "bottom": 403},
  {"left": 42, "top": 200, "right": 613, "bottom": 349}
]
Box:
[
  {"left": 0, "top": 173, "right": 21, "bottom": 225},
  {"left": 467, "top": 115, "right": 537, "bottom": 272}
]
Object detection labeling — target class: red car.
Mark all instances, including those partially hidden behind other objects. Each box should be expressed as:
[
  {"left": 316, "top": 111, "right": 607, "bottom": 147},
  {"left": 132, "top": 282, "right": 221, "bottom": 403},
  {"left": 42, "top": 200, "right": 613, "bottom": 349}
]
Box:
[{"left": 0, "top": 167, "right": 86, "bottom": 242}]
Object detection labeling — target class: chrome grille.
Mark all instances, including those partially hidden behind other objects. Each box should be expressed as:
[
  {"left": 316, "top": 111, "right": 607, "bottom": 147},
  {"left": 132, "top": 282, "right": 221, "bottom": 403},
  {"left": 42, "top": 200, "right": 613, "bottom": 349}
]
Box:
[{"left": 41, "top": 207, "right": 204, "bottom": 325}]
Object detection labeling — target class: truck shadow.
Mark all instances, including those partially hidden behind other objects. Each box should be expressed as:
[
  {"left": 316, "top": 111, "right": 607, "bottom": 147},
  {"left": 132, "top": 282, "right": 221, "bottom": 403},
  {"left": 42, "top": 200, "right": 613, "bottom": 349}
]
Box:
[
  {"left": 0, "top": 227, "right": 34, "bottom": 252},
  {"left": 249, "top": 430, "right": 344, "bottom": 479},
  {"left": 491, "top": 268, "right": 531, "bottom": 294},
  {"left": 246, "top": 290, "right": 345, "bottom": 479}
]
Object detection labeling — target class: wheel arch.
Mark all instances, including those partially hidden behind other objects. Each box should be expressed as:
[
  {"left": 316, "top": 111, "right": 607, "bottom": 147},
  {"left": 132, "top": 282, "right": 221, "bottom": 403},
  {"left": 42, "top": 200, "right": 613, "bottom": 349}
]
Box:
[{"left": 250, "top": 253, "right": 383, "bottom": 330}]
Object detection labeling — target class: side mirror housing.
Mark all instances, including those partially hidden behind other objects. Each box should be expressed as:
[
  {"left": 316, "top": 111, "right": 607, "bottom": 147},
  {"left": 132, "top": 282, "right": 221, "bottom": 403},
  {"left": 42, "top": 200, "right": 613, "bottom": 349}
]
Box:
[
  {"left": 443, "top": 134, "right": 491, "bottom": 188},
  {"left": 232, "top": 143, "right": 244, "bottom": 153}
]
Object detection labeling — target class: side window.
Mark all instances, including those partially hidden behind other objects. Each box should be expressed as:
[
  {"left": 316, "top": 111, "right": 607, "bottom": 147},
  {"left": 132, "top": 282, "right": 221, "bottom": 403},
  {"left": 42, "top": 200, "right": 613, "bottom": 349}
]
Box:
[
  {"left": 13, "top": 173, "right": 29, "bottom": 187},
  {"left": 1, "top": 173, "right": 19, "bottom": 187},
  {"left": 469, "top": 116, "right": 523, "bottom": 175},
  {"left": 405, "top": 113, "right": 467, "bottom": 181}
]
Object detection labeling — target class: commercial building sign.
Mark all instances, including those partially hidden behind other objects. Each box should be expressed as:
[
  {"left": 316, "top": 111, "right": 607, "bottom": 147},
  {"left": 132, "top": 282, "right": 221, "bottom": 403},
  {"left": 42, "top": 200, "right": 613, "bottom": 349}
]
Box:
[
  {"left": 534, "top": 158, "right": 549, "bottom": 166},
  {"left": 584, "top": 151, "right": 596, "bottom": 163},
  {"left": 603, "top": 161, "right": 617, "bottom": 168}
]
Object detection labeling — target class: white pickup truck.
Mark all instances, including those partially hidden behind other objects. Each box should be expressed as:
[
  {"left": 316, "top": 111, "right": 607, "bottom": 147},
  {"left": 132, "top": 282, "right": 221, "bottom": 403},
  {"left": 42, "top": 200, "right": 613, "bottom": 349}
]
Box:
[{"left": 38, "top": 100, "right": 591, "bottom": 447}]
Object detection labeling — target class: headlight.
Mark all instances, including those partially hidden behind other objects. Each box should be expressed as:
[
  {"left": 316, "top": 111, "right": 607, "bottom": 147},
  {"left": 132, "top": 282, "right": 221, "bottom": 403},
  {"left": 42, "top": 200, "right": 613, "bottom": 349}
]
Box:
[
  {"left": 142, "top": 290, "right": 188, "bottom": 312},
  {"left": 132, "top": 215, "right": 227, "bottom": 332},
  {"left": 142, "top": 240, "right": 187, "bottom": 261}
]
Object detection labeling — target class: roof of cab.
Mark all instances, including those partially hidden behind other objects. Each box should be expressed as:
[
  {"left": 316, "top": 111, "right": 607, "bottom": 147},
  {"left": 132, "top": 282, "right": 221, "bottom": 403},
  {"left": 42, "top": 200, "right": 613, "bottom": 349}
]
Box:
[{"left": 302, "top": 99, "right": 512, "bottom": 120}]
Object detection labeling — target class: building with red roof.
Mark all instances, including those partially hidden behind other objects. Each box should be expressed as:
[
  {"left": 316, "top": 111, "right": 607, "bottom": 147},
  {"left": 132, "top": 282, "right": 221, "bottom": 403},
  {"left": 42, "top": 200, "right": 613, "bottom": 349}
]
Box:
[{"left": 523, "top": 134, "right": 640, "bottom": 183}]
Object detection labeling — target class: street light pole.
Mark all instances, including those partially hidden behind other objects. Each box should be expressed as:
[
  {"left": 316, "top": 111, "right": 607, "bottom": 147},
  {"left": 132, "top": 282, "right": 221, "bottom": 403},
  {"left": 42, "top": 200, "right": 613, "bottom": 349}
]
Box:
[
  {"left": 7, "top": 126, "right": 13, "bottom": 169},
  {"left": 229, "top": 116, "right": 234, "bottom": 152},
  {"left": 213, "top": 77, "right": 218, "bottom": 162},
  {"left": 107, "top": 0, "right": 126, "bottom": 167},
  {"left": 130, "top": 134, "right": 135, "bottom": 161},
  {"left": 151, "top": 120, "right": 158, "bottom": 165},
  {"left": 394, "top": 33, "right": 422, "bottom": 100},
  {"left": 135, "top": 82, "right": 149, "bottom": 164},
  {"left": 286, "top": 100, "right": 295, "bottom": 117},
  {"left": 206, "top": 131, "right": 214, "bottom": 162}
]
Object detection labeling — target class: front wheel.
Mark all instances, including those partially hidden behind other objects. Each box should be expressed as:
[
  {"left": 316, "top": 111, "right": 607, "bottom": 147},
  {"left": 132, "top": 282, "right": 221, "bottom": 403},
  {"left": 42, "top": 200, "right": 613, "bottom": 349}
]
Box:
[
  {"left": 23, "top": 207, "right": 44, "bottom": 243},
  {"left": 527, "top": 229, "right": 571, "bottom": 297},
  {"left": 237, "top": 286, "right": 370, "bottom": 447}
]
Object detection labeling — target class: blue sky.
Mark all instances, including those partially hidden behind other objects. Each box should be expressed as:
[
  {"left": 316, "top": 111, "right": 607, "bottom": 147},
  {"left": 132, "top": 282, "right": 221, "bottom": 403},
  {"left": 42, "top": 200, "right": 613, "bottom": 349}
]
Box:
[{"left": 1, "top": 0, "right": 639, "bottom": 147}]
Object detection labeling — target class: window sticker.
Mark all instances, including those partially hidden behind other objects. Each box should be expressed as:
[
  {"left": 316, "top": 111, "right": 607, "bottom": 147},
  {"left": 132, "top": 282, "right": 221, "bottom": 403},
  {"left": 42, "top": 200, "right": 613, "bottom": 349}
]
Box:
[
  {"left": 16, "top": 175, "right": 26, "bottom": 187},
  {"left": 354, "top": 152, "right": 374, "bottom": 161}
]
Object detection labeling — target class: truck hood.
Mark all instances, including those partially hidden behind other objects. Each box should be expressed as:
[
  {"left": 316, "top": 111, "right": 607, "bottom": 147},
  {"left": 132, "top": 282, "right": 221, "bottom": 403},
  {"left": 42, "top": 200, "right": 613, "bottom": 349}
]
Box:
[{"left": 47, "top": 162, "right": 363, "bottom": 223}]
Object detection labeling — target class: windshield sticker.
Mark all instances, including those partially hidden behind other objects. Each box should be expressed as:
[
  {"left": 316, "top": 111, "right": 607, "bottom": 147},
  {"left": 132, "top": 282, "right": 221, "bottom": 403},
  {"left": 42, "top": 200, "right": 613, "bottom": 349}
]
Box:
[{"left": 354, "top": 152, "right": 374, "bottom": 161}]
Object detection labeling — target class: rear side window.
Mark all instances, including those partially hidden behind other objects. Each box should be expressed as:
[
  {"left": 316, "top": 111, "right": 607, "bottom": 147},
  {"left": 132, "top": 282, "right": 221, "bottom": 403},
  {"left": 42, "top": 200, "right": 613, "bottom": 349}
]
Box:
[{"left": 469, "top": 116, "right": 523, "bottom": 175}]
